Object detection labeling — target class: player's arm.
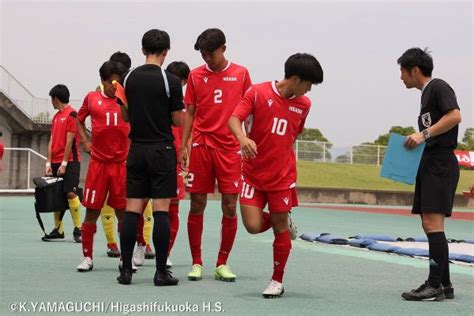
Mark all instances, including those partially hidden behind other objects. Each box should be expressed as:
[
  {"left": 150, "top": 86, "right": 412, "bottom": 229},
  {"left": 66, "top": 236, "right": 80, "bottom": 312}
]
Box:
[
  {"left": 180, "top": 104, "right": 195, "bottom": 169},
  {"left": 228, "top": 87, "right": 258, "bottom": 159},
  {"left": 77, "top": 98, "right": 91, "bottom": 154},
  {"left": 76, "top": 120, "right": 91, "bottom": 154},
  {"left": 45, "top": 135, "right": 53, "bottom": 176},
  {"left": 228, "top": 116, "right": 257, "bottom": 159},
  {"left": 119, "top": 104, "right": 129, "bottom": 122},
  {"left": 58, "top": 131, "right": 75, "bottom": 176}
]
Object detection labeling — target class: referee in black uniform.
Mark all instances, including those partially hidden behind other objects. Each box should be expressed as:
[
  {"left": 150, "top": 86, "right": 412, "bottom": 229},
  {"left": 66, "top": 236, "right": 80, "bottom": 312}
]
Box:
[
  {"left": 117, "top": 29, "right": 184, "bottom": 286},
  {"left": 398, "top": 48, "right": 462, "bottom": 301}
]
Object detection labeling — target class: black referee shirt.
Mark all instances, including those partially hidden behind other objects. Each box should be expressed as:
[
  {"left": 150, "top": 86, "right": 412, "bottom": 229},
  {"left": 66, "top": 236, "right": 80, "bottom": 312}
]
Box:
[
  {"left": 419, "top": 78, "right": 460, "bottom": 150},
  {"left": 125, "top": 64, "right": 184, "bottom": 143}
]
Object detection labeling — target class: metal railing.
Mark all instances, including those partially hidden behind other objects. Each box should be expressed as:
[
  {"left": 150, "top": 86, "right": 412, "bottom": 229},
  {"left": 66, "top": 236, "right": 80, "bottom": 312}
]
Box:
[
  {"left": 294, "top": 140, "right": 387, "bottom": 165},
  {"left": 0, "top": 65, "right": 80, "bottom": 124},
  {"left": 0, "top": 147, "right": 47, "bottom": 193}
]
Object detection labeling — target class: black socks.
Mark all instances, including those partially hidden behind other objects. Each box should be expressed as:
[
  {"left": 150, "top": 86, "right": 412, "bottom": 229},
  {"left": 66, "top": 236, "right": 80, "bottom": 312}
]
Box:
[
  {"left": 120, "top": 211, "right": 140, "bottom": 270},
  {"left": 427, "top": 232, "right": 448, "bottom": 288},
  {"left": 153, "top": 211, "right": 170, "bottom": 272}
]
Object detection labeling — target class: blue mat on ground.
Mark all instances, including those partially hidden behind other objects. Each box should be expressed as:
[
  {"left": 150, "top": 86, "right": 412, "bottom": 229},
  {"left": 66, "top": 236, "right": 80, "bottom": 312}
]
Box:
[
  {"left": 351, "top": 234, "right": 397, "bottom": 242},
  {"left": 367, "top": 243, "right": 401, "bottom": 253},
  {"left": 463, "top": 239, "right": 474, "bottom": 244},
  {"left": 349, "top": 238, "right": 376, "bottom": 248},
  {"left": 299, "top": 232, "right": 329, "bottom": 241},
  {"left": 316, "top": 234, "right": 348, "bottom": 245},
  {"left": 449, "top": 253, "right": 474, "bottom": 263},
  {"left": 393, "top": 248, "right": 429, "bottom": 257}
]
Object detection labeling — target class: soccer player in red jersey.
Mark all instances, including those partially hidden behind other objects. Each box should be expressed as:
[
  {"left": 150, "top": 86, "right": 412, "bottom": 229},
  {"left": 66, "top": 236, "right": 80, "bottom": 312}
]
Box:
[
  {"left": 180, "top": 28, "right": 252, "bottom": 282},
  {"left": 43, "top": 84, "right": 82, "bottom": 243},
  {"left": 76, "top": 60, "right": 130, "bottom": 272},
  {"left": 229, "top": 53, "right": 324, "bottom": 298},
  {"left": 0, "top": 131, "right": 4, "bottom": 173}
]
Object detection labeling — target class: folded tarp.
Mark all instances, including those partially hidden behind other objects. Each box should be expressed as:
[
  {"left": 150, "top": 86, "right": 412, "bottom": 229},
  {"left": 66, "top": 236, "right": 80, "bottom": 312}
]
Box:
[
  {"left": 299, "top": 232, "right": 329, "bottom": 242},
  {"left": 351, "top": 234, "right": 397, "bottom": 242},
  {"left": 348, "top": 238, "right": 376, "bottom": 248},
  {"left": 316, "top": 234, "right": 348, "bottom": 245},
  {"left": 367, "top": 243, "right": 402, "bottom": 253}
]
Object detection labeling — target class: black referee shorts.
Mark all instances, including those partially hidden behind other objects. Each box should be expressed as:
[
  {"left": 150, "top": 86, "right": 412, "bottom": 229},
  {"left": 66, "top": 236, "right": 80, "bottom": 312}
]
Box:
[
  {"left": 51, "top": 161, "right": 81, "bottom": 194},
  {"left": 412, "top": 150, "right": 459, "bottom": 217},
  {"left": 126, "top": 142, "right": 177, "bottom": 199}
]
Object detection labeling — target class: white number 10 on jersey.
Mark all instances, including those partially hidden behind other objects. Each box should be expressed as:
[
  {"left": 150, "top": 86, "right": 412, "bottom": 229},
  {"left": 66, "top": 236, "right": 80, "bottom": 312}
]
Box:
[{"left": 271, "top": 118, "right": 288, "bottom": 135}]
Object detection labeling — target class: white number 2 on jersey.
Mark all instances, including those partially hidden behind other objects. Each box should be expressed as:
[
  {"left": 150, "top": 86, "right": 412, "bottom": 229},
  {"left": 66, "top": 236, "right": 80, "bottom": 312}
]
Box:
[
  {"left": 105, "top": 112, "right": 118, "bottom": 126},
  {"left": 214, "top": 89, "right": 223, "bottom": 104},
  {"left": 271, "top": 117, "right": 288, "bottom": 136}
]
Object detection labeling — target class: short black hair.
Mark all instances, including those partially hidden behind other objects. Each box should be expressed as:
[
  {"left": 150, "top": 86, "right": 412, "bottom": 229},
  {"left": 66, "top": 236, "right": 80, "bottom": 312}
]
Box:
[
  {"left": 397, "top": 47, "right": 433, "bottom": 77},
  {"left": 194, "top": 28, "right": 226, "bottom": 52},
  {"left": 49, "top": 84, "right": 70, "bottom": 103},
  {"left": 284, "top": 53, "right": 323, "bottom": 84},
  {"left": 166, "top": 61, "right": 191, "bottom": 81},
  {"left": 109, "top": 51, "right": 131, "bottom": 71},
  {"left": 99, "top": 61, "right": 126, "bottom": 81},
  {"left": 142, "top": 29, "right": 170, "bottom": 55}
]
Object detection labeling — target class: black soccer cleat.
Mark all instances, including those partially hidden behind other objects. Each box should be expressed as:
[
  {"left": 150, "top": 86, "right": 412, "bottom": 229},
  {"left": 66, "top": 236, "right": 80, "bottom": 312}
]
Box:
[
  {"left": 73, "top": 227, "right": 82, "bottom": 243},
  {"left": 401, "top": 281, "right": 445, "bottom": 301},
  {"left": 154, "top": 269, "right": 179, "bottom": 286},
  {"left": 41, "top": 228, "right": 65, "bottom": 241},
  {"left": 117, "top": 268, "right": 133, "bottom": 285},
  {"left": 443, "top": 283, "right": 454, "bottom": 299}
]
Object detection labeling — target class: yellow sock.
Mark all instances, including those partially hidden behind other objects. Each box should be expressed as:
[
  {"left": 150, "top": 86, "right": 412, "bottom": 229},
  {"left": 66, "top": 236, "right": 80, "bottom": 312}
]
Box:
[
  {"left": 143, "top": 201, "right": 153, "bottom": 245},
  {"left": 67, "top": 196, "right": 82, "bottom": 229},
  {"left": 101, "top": 204, "right": 117, "bottom": 244},
  {"left": 53, "top": 211, "right": 64, "bottom": 234}
]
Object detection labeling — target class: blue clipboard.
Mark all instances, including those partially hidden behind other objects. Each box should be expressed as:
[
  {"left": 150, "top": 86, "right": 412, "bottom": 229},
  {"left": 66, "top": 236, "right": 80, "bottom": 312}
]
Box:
[{"left": 380, "top": 133, "right": 425, "bottom": 185}]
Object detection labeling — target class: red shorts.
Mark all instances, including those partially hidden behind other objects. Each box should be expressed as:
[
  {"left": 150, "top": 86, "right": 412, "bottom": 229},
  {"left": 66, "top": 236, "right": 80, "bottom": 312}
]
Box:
[
  {"left": 83, "top": 160, "right": 126, "bottom": 210},
  {"left": 186, "top": 145, "right": 241, "bottom": 194},
  {"left": 239, "top": 180, "right": 298, "bottom": 213}
]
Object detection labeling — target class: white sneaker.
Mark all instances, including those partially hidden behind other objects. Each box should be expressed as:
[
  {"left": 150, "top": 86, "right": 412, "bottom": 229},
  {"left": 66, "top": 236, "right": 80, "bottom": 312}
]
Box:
[
  {"left": 119, "top": 260, "right": 138, "bottom": 273},
  {"left": 77, "top": 257, "right": 93, "bottom": 272},
  {"left": 288, "top": 214, "right": 298, "bottom": 240},
  {"left": 133, "top": 244, "right": 146, "bottom": 266},
  {"left": 166, "top": 258, "right": 173, "bottom": 268},
  {"left": 262, "top": 280, "right": 285, "bottom": 298}
]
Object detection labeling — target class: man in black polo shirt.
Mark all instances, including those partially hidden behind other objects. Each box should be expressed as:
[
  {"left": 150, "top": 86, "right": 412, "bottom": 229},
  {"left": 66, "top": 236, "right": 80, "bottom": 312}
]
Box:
[
  {"left": 117, "top": 29, "right": 184, "bottom": 286},
  {"left": 398, "top": 48, "right": 462, "bottom": 301}
]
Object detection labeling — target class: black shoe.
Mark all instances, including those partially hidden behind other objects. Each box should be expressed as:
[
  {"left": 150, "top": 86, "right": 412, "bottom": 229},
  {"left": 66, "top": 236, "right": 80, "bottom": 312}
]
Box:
[
  {"left": 402, "top": 281, "right": 445, "bottom": 301},
  {"left": 41, "top": 228, "right": 65, "bottom": 241},
  {"left": 443, "top": 283, "right": 454, "bottom": 299},
  {"left": 73, "top": 227, "right": 82, "bottom": 243},
  {"left": 154, "top": 269, "right": 179, "bottom": 286},
  {"left": 117, "top": 268, "right": 133, "bottom": 285}
]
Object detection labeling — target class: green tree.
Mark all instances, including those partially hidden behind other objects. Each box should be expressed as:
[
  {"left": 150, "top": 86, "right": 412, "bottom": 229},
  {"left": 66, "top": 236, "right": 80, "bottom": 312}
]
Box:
[
  {"left": 457, "top": 128, "right": 474, "bottom": 150},
  {"left": 374, "top": 126, "right": 416, "bottom": 146}
]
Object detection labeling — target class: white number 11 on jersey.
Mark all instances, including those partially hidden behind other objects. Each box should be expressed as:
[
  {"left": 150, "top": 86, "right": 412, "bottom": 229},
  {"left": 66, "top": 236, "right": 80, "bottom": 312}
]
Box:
[{"left": 105, "top": 112, "right": 118, "bottom": 126}]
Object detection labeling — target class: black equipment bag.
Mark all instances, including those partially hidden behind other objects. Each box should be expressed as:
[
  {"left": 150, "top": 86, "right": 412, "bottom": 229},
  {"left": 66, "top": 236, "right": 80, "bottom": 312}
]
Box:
[{"left": 33, "top": 177, "right": 82, "bottom": 234}]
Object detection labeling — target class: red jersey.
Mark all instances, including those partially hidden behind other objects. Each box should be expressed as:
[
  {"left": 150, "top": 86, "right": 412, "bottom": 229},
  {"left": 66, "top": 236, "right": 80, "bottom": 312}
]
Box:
[
  {"left": 78, "top": 91, "right": 130, "bottom": 162},
  {"left": 232, "top": 81, "right": 311, "bottom": 191},
  {"left": 184, "top": 62, "right": 251, "bottom": 152},
  {"left": 0, "top": 141, "right": 4, "bottom": 160},
  {"left": 51, "top": 105, "right": 81, "bottom": 163}
]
